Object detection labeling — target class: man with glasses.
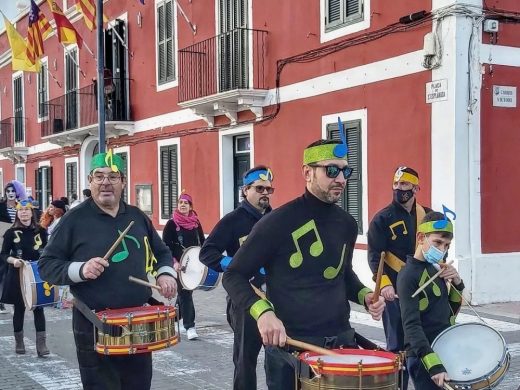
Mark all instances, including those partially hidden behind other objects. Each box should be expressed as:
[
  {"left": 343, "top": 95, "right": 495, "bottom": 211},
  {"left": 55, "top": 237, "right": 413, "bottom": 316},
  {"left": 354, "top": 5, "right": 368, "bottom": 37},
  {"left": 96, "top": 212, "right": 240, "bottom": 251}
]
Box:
[
  {"left": 223, "top": 139, "right": 385, "bottom": 389},
  {"left": 367, "top": 166, "right": 430, "bottom": 390},
  {"left": 200, "top": 165, "right": 274, "bottom": 390},
  {"left": 39, "top": 150, "right": 177, "bottom": 390}
]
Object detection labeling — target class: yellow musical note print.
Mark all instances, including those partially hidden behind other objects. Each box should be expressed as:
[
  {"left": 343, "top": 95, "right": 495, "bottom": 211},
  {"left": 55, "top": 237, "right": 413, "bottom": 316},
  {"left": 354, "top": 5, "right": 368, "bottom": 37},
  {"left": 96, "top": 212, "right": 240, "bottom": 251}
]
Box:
[
  {"left": 105, "top": 149, "right": 119, "bottom": 172},
  {"left": 289, "top": 220, "right": 324, "bottom": 268},
  {"left": 43, "top": 282, "right": 54, "bottom": 297},
  {"left": 389, "top": 221, "right": 408, "bottom": 240},
  {"left": 418, "top": 269, "right": 441, "bottom": 311},
  {"left": 323, "top": 244, "right": 347, "bottom": 280},
  {"left": 33, "top": 233, "right": 43, "bottom": 251},
  {"left": 238, "top": 235, "right": 248, "bottom": 246},
  {"left": 144, "top": 236, "right": 158, "bottom": 274},
  {"left": 13, "top": 230, "right": 22, "bottom": 243}
]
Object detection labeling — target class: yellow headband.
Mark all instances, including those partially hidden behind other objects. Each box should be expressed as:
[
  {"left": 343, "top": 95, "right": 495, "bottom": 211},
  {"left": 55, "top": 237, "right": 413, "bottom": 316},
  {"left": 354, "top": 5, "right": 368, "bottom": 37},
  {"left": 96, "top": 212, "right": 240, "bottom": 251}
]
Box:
[{"left": 393, "top": 171, "right": 419, "bottom": 185}]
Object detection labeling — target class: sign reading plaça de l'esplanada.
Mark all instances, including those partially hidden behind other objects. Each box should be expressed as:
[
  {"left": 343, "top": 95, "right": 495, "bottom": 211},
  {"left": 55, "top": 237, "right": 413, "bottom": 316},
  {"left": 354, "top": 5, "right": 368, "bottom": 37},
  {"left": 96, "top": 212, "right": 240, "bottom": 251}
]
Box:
[
  {"left": 426, "top": 79, "right": 448, "bottom": 103},
  {"left": 493, "top": 85, "right": 517, "bottom": 108}
]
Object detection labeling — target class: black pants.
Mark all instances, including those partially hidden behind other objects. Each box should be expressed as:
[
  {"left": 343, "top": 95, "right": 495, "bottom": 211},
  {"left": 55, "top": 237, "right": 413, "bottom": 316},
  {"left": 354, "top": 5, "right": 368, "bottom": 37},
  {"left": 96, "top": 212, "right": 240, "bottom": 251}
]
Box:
[
  {"left": 13, "top": 303, "right": 45, "bottom": 332},
  {"left": 177, "top": 285, "right": 195, "bottom": 330},
  {"left": 227, "top": 296, "right": 263, "bottom": 390},
  {"left": 382, "top": 299, "right": 409, "bottom": 390},
  {"left": 72, "top": 307, "right": 153, "bottom": 390},
  {"left": 407, "top": 356, "right": 441, "bottom": 390},
  {"left": 265, "top": 330, "right": 357, "bottom": 390}
]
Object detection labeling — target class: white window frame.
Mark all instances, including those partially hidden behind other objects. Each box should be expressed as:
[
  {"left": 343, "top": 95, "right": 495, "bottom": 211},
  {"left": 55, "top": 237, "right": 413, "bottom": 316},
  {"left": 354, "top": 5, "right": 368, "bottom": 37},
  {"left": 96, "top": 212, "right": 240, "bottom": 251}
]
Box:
[
  {"left": 114, "top": 146, "right": 131, "bottom": 204},
  {"left": 15, "top": 163, "right": 26, "bottom": 187},
  {"left": 38, "top": 160, "right": 51, "bottom": 210},
  {"left": 64, "top": 156, "right": 79, "bottom": 200},
  {"left": 37, "top": 57, "right": 50, "bottom": 123},
  {"left": 320, "top": 0, "right": 370, "bottom": 43},
  {"left": 157, "top": 137, "right": 181, "bottom": 225},
  {"left": 218, "top": 124, "right": 254, "bottom": 217},
  {"left": 64, "top": 44, "right": 80, "bottom": 129},
  {"left": 321, "top": 109, "right": 368, "bottom": 244},
  {"left": 12, "top": 71, "right": 25, "bottom": 146},
  {"left": 155, "top": 0, "right": 179, "bottom": 92},
  {"left": 0, "top": 168, "right": 4, "bottom": 198}
]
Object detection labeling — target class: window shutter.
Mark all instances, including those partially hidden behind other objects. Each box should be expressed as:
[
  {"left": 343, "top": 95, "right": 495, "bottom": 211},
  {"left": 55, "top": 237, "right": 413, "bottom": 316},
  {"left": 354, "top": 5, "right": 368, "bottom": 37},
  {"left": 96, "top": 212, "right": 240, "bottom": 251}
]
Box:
[
  {"left": 35, "top": 168, "right": 42, "bottom": 203},
  {"left": 157, "top": 0, "right": 175, "bottom": 85},
  {"left": 165, "top": 0, "right": 174, "bottom": 81},
  {"left": 46, "top": 167, "right": 53, "bottom": 205},
  {"left": 327, "top": 120, "right": 363, "bottom": 234},
  {"left": 168, "top": 146, "right": 178, "bottom": 213},
  {"left": 13, "top": 76, "right": 24, "bottom": 143},
  {"left": 157, "top": 3, "right": 166, "bottom": 83},
  {"left": 327, "top": 0, "right": 342, "bottom": 24},
  {"left": 117, "top": 152, "right": 128, "bottom": 202},
  {"left": 160, "top": 145, "right": 178, "bottom": 219}
]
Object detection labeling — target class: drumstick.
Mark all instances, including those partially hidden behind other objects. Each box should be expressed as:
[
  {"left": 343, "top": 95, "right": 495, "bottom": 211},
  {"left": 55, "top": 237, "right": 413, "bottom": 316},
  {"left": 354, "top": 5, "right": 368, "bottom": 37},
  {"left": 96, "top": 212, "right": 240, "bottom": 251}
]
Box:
[
  {"left": 103, "top": 221, "right": 134, "bottom": 260},
  {"left": 411, "top": 260, "right": 454, "bottom": 298},
  {"left": 128, "top": 275, "right": 162, "bottom": 291},
  {"left": 250, "top": 284, "right": 341, "bottom": 356},
  {"left": 372, "top": 252, "right": 385, "bottom": 304}
]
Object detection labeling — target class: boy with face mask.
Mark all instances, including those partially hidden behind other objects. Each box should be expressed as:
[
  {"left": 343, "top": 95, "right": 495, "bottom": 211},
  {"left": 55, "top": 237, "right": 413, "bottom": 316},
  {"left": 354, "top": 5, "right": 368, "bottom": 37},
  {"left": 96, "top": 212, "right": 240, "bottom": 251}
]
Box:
[{"left": 397, "top": 211, "right": 464, "bottom": 389}]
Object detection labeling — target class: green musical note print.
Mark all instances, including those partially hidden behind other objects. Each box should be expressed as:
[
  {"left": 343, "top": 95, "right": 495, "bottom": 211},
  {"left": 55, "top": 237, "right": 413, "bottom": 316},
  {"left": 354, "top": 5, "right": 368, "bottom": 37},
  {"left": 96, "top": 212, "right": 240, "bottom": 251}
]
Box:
[
  {"left": 418, "top": 269, "right": 442, "bottom": 311},
  {"left": 323, "top": 244, "right": 346, "bottom": 280},
  {"left": 111, "top": 231, "right": 140, "bottom": 263},
  {"left": 289, "top": 220, "right": 324, "bottom": 268}
]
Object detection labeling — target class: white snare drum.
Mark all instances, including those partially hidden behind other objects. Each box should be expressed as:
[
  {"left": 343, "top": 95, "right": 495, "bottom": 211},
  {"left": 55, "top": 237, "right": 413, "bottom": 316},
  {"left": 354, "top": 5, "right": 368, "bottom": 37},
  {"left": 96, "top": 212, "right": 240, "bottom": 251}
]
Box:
[
  {"left": 432, "top": 322, "right": 510, "bottom": 389},
  {"left": 179, "top": 246, "right": 221, "bottom": 291}
]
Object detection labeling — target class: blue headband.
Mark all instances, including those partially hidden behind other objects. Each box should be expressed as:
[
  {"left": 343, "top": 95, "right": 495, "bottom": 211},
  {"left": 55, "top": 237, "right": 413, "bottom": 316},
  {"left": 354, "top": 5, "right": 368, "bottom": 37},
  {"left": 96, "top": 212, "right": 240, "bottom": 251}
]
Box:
[{"left": 243, "top": 169, "right": 274, "bottom": 186}]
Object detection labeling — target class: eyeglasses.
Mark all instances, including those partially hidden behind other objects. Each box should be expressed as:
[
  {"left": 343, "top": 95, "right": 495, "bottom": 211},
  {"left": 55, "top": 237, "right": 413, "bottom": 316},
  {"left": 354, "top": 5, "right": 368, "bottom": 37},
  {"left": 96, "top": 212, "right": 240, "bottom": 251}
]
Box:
[
  {"left": 91, "top": 173, "right": 122, "bottom": 184},
  {"left": 249, "top": 185, "right": 275, "bottom": 194},
  {"left": 310, "top": 164, "right": 354, "bottom": 179}
]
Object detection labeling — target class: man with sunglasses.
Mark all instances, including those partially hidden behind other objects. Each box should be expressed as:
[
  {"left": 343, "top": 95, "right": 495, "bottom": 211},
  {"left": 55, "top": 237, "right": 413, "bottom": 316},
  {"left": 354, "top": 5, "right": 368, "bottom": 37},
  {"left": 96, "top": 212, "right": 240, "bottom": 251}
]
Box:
[
  {"left": 223, "top": 139, "right": 385, "bottom": 389},
  {"left": 367, "top": 166, "right": 430, "bottom": 390},
  {"left": 39, "top": 150, "right": 176, "bottom": 390},
  {"left": 200, "top": 165, "right": 274, "bottom": 390},
  {"left": 397, "top": 211, "right": 464, "bottom": 389}
]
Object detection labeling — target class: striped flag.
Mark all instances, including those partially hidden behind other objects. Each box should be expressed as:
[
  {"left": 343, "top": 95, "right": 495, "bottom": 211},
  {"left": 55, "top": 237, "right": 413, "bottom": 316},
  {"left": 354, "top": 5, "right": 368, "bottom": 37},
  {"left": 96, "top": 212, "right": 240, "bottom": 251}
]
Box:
[
  {"left": 26, "top": 0, "right": 46, "bottom": 64},
  {"left": 76, "top": 0, "right": 109, "bottom": 31},
  {"left": 47, "top": 0, "right": 83, "bottom": 48},
  {"left": 38, "top": 7, "right": 53, "bottom": 40}
]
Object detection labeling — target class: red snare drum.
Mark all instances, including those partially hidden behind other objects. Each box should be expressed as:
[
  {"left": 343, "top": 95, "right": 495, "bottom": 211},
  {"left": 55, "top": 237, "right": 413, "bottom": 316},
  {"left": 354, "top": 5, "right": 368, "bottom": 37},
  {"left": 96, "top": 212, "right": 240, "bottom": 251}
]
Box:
[
  {"left": 96, "top": 305, "right": 179, "bottom": 355},
  {"left": 299, "top": 349, "right": 400, "bottom": 390}
]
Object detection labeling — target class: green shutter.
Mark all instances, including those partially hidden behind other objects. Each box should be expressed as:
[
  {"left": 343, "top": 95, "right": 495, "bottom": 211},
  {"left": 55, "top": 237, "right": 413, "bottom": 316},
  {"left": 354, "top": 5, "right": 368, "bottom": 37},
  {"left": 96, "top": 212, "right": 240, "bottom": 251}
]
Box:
[
  {"left": 157, "top": 0, "right": 175, "bottom": 85},
  {"left": 160, "top": 145, "right": 178, "bottom": 219},
  {"left": 326, "top": 0, "right": 363, "bottom": 31},
  {"left": 327, "top": 119, "right": 363, "bottom": 234}
]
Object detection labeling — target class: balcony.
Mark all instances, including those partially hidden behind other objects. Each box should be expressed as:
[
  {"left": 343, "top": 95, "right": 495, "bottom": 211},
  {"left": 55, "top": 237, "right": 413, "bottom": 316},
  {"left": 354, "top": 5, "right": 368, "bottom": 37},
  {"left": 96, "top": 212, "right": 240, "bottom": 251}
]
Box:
[
  {"left": 178, "top": 28, "right": 268, "bottom": 126},
  {"left": 0, "top": 117, "right": 28, "bottom": 162},
  {"left": 41, "top": 78, "right": 134, "bottom": 147}
]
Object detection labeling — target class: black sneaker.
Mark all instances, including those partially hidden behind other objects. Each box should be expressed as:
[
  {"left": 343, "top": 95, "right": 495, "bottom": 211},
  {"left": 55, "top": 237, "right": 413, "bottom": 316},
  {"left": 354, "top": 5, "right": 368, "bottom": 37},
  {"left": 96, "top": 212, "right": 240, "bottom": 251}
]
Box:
[{"left": 0, "top": 303, "right": 7, "bottom": 314}]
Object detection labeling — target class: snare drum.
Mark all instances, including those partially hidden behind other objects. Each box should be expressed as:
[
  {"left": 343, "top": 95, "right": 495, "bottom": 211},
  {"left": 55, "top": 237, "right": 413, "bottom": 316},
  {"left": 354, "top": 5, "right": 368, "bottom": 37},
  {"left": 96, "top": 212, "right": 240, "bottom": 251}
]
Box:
[
  {"left": 432, "top": 322, "right": 510, "bottom": 389},
  {"left": 179, "top": 246, "right": 221, "bottom": 291},
  {"left": 20, "top": 261, "right": 59, "bottom": 310},
  {"left": 299, "top": 349, "right": 400, "bottom": 389},
  {"left": 96, "top": 305, "right": 179, "bottom": 355}
]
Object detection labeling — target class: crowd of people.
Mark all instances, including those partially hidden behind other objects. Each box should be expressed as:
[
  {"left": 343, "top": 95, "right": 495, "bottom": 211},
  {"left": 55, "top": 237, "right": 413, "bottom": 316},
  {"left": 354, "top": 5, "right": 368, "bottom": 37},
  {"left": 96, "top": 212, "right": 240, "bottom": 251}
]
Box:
[{"left": 0, "top": 140, "right": 463, "bottom": 390}]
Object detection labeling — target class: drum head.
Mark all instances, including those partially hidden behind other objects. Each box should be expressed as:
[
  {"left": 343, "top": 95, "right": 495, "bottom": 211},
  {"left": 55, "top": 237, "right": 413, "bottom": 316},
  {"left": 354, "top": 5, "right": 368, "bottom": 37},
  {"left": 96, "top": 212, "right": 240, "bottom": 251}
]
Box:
[
  {"left": 432, "top": 323, "right": 506, "bottom": 382},
  {"left": 179, "top": 246, "right": 204, "bottom": 290},
  {"left": 305, "top": 354, "right": 393, "bottom": 365},
  {"left": 148, "top": 273, "right": 176, "bottom": 304},
  {"left": 20, "top": 262, "right": 35, "bottom": 309}
]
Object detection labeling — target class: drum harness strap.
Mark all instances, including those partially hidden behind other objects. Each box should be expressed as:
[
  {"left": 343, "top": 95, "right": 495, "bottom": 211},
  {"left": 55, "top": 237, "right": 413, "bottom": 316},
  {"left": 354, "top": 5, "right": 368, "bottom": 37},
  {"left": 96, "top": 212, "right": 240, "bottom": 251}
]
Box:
[{"left": 73, "top": 297, "right": 124, "bottom": 337}]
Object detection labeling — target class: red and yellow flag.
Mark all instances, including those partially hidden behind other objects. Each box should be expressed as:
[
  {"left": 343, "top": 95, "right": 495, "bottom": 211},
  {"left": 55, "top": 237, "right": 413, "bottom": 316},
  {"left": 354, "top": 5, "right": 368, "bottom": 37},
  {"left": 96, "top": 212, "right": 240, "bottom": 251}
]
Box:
[
  {"left": 76, "top": 0, "right": 109, "bottom": 31},
  {"left": 26, "top": 0, "right": 49, "bottom": 64},
  {"left": 47, "top": 0, "right": 83, "bottom": 48}
]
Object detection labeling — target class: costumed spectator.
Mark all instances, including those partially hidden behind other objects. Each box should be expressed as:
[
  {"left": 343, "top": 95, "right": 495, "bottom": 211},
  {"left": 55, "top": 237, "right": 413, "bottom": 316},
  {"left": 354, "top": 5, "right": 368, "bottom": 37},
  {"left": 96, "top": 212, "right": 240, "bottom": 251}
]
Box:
[
  {"left": 39, "top": 150, "right": 177, "bottom": 390},
  {"left": 200, "top": 165, "right": 274, "bottom": 390},
  {"left": 223, "top": 137, "right": 385, "bottom": 389},
  {"left": 397, "top": 211, "right": 464, "bottom": 389},
  {"left": 162, "top": 192, "right": 205, "bottom": 340},
  {"left": 0, "top": 199, "right": 49, "bottom": 356},
  {"left": 70, "top": 193, "right": 82, "bottom": 209},
  {"left": 0, "top": 180, "right": 27, "bottom": 314},
  {"left": 40, "top": 200, "right": 66, "bottom": 236},
  {"left": 367, "top": 166, "right": 431, "bottom": 390}
]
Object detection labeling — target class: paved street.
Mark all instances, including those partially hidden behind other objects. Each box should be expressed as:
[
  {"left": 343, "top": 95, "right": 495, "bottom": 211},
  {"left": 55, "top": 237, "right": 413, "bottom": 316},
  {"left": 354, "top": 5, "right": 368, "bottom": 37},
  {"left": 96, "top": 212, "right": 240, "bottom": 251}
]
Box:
[{"left": 0, "top": 286, "right": 519, "bottom": 389}]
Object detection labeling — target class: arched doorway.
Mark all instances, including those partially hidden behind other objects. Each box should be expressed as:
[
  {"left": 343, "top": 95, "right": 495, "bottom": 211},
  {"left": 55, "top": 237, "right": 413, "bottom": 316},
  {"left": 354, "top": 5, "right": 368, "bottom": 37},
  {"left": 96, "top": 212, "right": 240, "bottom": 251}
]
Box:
[{"left": 80, "top": 137, "right": 99, "bottom": 193}]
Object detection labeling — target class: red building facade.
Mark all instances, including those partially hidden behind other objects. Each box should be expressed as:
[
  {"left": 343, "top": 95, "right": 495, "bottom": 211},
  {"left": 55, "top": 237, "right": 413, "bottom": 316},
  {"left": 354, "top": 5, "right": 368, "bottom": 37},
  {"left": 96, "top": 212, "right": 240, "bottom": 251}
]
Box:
[{"left": 0, "top": 0, "right": 518, "bottom": 303}]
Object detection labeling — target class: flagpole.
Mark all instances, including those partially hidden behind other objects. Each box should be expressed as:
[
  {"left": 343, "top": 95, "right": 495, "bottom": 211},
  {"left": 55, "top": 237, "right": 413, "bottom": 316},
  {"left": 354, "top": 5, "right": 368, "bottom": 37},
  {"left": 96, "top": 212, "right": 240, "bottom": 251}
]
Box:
[
  {"left": 45, "top": 66, "right": 62, "bottom": 88},
  {"left": 109, "top": 26, "right": 133, "bottom": 59},
  {"left": 97, "top": 0, "right": 106, "bottom": 153},
  {"left": 61, "top": 44, "right": 87, "bottom": 79}
]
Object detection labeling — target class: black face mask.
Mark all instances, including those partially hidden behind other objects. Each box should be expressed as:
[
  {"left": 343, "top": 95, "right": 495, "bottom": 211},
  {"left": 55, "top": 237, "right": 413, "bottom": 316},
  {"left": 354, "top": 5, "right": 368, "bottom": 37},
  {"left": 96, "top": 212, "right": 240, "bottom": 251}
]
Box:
[{"left": 393, "top": 189, "right": 414, "bottom": 204}]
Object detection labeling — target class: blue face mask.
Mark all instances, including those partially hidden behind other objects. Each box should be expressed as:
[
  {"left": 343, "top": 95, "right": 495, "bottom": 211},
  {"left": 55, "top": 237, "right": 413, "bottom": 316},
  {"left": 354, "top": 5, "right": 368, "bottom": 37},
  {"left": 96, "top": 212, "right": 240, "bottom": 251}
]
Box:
[{"left": 422, "top": 237, "right": 446, "bottom": 264}]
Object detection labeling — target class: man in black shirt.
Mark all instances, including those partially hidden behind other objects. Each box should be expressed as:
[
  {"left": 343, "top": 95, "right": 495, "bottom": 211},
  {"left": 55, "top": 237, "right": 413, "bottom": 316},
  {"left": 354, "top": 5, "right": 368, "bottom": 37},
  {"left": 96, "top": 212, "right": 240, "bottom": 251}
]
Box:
[
  {"left": 223, "top": 138, "right": 385, "bottom": 389},
  {"left": 367, "top": 166, "right": 431, "bottom": 390},
  {"left": 39, "top": 151, "right": 177, "bottom": 390},
  {"left": 200, "top": 165, "right": 274, "bottom": 390},
  {"left": 397, "top": 211, "right": 464, "bottom": 389}
]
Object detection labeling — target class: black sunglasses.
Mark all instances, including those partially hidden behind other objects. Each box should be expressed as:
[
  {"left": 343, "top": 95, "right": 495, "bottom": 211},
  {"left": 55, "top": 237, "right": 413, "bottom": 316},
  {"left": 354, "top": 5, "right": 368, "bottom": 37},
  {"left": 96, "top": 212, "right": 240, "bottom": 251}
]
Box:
[
  {"left": 311, "top": 164, "right": 354, "bottom": 179},
  {"left": 249, "top": 185, "right": 275, "bottom": 194}
]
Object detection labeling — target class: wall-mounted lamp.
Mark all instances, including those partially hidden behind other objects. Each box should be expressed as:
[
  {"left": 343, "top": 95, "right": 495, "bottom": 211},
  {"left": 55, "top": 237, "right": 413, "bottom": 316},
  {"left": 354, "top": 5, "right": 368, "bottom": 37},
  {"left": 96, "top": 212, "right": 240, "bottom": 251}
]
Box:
[
  {"left": 27, "top": 74, "right": 31, "bottom": 84},
  {"left": 137, "top": 11, "right": 142, "bottom": 28},
  {"left": 2, "top": 86, "right": 6, "bottom": 95},
  {"left": 53, "top": 58, "right": 57, "bottom": 71}
]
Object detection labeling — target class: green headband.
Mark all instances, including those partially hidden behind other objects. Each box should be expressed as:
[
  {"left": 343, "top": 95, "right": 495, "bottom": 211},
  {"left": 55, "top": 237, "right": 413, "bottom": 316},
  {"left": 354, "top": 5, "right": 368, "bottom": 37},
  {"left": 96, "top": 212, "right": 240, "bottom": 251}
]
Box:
[
  {"left": 303, "top": 144, "right": 348, "bottom": 165},
  {"left": 418, "top": 220, "right": 453, "bottom": 234},
  {"left": 90, "top": 150, "right": 125, "bottom": 173}
]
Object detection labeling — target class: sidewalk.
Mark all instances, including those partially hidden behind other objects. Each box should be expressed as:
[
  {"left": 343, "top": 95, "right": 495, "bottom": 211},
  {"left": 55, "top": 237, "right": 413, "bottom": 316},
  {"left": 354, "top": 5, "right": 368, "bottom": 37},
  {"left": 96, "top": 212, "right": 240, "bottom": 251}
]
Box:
[{"left": 470, "top": 301, "right": 520, "bottom": 320}]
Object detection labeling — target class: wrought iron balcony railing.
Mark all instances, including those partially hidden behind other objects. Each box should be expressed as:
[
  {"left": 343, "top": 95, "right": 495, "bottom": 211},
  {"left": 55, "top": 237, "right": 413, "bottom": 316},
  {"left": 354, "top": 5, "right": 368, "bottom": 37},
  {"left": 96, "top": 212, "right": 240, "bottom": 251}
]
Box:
[
  {"left": 41, "top": 78, "right": 132, "bottom": 137},
  {"left": 179, "top": 28, "right": 268, "bottom": 103}
]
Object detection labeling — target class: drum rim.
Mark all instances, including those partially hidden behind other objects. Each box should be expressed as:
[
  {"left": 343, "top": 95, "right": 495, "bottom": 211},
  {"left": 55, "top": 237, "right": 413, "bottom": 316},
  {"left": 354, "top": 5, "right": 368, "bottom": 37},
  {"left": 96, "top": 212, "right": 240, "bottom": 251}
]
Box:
[
  {"left": 96, "top": 305, "right": 177, "bottom": 324},
  {"left": 432, "top": 322, "right": 509, "bottom": 384}
]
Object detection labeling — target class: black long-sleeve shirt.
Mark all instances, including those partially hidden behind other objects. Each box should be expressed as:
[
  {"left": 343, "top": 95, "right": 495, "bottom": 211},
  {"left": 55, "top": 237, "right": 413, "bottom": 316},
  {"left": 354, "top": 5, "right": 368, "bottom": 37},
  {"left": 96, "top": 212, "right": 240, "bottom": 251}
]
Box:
[
  {"left": 199, "top": 200, "right": 268, "bottom": 287},
  {"left": 38, "top": 198, "right": 175, "bottom": 311},
  {"left": 397, "top": 255, "right": 464, "bottom": 376},
  {"left": 223, "top": 189, "right": 371, "bottom": 337},
  {"left": 162, "top": 219, "right": 205, "bottom": 261},
  {"left": 367, "top": 200, "right": 431, "bottom": 287}
]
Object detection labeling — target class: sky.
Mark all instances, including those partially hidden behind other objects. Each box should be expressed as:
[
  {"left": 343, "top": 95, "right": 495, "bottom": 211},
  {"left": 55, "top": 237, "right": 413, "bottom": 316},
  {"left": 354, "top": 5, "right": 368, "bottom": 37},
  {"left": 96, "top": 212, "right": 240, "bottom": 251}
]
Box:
[{"left": 0, "top": 1, "right": 28, "bottom": 31}]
